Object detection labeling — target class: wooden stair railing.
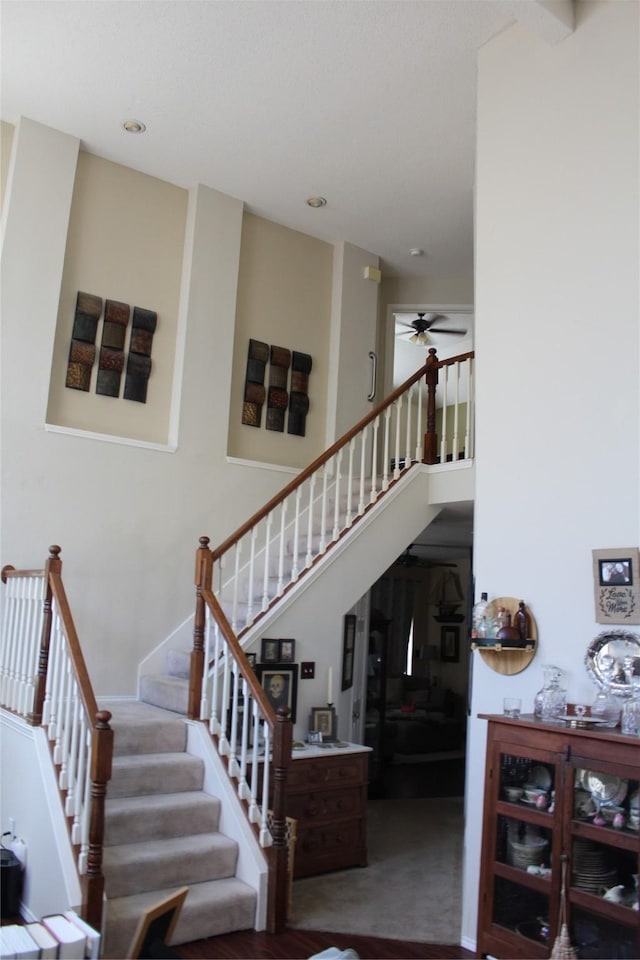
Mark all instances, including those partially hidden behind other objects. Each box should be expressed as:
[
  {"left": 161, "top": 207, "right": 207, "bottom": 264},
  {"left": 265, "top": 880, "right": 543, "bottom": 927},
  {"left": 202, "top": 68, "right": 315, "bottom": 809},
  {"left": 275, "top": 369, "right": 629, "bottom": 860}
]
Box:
[
  {"left": 188, "top": 348, "right": 474, "bottom": 933},
  {"left": 1, "top": 546, "right": 112, "bottom": 933}
]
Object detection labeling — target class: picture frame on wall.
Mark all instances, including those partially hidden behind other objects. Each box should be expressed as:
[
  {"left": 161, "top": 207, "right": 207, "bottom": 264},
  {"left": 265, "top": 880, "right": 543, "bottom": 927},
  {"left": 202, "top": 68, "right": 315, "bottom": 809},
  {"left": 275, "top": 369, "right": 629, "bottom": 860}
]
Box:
[
  {"left": 341, "top": 614, "right": 356, "bottom": 691},
  {"left": 593, "top": 547, "right": 640, "bottom": 624},
  {"left": 279, "top": 639, "right": 296, "bottom": 663},
  {"left": 256, "top": 664, "right": 298, "bottom": 722},
  {"left": 261, "top": 638, "right": 280, "bottom": 663},
  {"left": 441, "top": 625, "right": 460, "bottom": 663}
]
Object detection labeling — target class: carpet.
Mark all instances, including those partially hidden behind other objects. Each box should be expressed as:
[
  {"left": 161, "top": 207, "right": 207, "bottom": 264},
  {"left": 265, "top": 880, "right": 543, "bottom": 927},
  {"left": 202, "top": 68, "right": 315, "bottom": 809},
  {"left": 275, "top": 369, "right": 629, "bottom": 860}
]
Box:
[{"left": 288, "top": 797, "right": 463, "bottom": 945}]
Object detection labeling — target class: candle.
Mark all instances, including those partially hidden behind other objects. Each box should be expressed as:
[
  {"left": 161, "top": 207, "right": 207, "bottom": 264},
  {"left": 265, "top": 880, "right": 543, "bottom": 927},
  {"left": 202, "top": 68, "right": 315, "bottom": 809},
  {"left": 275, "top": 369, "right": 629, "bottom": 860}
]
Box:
[{"left": 328, "top": 667, "right": 333, "bottom": 704}]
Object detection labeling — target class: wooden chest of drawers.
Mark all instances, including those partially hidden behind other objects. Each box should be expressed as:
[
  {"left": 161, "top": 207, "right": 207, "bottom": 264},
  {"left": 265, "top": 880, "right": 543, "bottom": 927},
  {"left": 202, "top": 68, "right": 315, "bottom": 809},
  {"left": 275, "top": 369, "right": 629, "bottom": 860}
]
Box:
[{"left": 288, "top": 747, "right": 370, "bottom": 878}]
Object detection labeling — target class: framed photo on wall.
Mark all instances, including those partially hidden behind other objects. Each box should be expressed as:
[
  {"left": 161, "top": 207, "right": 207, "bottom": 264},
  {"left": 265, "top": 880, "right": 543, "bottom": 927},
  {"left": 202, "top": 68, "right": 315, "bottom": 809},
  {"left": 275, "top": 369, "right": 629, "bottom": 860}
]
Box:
[
  {"left": 593, "top": 547, "right": 640, "bottom": 624},
  {"left": 441, "top": 625, "right": 460, "bottom": 663},
  {"left": 256, "top": 663, "right": 298, "bottom": 722},
  {"left": 342, "top": 614, "right": 356, "bottom": 691}
]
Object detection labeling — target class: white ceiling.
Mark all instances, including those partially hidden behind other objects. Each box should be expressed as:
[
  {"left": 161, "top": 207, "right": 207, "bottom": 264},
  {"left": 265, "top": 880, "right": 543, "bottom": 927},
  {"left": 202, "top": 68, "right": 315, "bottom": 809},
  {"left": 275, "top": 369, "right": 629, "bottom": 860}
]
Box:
[{"left": 1, "top": 0, "right": 571, "bottom": 281}]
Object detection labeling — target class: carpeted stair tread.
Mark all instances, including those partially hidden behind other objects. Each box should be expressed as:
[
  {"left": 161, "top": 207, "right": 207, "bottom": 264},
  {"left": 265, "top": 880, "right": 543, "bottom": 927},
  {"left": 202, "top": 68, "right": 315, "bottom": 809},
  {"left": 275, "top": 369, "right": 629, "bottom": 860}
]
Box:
[
  {"left": 102, "top": 878, "right": 257, "bottom": 959},
  {"left": 104, "top": 831, "right": 239, "bottom": 899},
  {"left": 105, "top": 790, "right": 221, "bottom": 845},
  {"left": 109, "top": 751, "right": 203, "bottom": 798},
  {"left": 139, "top": 673, "right": 189, "bottom": 714}
]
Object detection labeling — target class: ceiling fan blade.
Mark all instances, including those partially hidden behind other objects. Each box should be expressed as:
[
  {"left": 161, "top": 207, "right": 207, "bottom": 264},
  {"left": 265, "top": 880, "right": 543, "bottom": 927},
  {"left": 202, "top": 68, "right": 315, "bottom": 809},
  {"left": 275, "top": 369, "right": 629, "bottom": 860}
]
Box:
[{"left": 429, "top": 327, "right": 467, "bottom": 335}]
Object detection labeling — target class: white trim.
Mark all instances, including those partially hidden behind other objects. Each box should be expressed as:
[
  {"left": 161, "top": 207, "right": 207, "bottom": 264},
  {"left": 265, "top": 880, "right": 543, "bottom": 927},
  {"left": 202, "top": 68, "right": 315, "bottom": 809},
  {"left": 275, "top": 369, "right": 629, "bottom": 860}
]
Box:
[
  {"left": 44, "top": 422, "right": 177, "bottom": 452},
  {"left": 226, "top": 456, "right": 300, "bottom": 475}
]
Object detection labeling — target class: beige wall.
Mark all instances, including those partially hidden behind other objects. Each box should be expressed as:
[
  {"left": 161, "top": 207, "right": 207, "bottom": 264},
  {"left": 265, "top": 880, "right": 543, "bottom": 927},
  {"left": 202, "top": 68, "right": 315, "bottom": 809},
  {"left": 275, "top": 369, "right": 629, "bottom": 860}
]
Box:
[
  {"left": 47, "top": 152, "right": 187, "bottom": 444},
  {"left": 229, "top": 212, "right": 333, "bottom": 467}
]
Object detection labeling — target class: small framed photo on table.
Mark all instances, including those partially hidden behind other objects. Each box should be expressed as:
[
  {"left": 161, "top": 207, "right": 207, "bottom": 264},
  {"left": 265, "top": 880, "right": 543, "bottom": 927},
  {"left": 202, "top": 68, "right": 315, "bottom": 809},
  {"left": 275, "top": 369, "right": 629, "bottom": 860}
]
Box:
[{"left": 309, "top": 705, "right": 337, "bottom": 741}]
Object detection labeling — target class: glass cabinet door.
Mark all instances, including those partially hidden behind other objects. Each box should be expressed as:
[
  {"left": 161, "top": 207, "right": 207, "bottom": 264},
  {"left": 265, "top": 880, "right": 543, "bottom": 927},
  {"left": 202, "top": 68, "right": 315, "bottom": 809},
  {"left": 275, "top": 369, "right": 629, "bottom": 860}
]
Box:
[
  {"left": 486, "top": 748, "right": 560, "bottom": 952},
  {"left": 566, "top": 760, "right": 639, "bottom": 958}
]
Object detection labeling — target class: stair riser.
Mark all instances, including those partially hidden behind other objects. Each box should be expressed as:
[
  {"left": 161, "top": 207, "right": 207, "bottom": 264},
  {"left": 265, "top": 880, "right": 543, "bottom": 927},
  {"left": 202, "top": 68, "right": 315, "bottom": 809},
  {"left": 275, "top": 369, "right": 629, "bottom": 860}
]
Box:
[
  {"left": 104, "top": 836, "right": 238, "bottom": 899},
  {"left": 105, "top": 795, "right": 220, "bottom": 846},
  {"left": 139, "top": 675, "right": 189, "bottom": 714},
  {"left": 109, "top": 755, "right": 203, "bottom": 798},
  {"left": 102, "top": 879, "right": 256, "bottom": 959},
  {"left": 111, "top": 718, "right": 187, "bottom": 757}
]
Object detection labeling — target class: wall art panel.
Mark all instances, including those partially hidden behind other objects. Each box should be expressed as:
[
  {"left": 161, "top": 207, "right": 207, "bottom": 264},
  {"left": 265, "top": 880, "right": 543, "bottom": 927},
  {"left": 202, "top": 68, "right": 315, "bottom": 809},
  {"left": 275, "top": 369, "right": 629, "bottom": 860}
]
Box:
[
  {"left": 96, "top": 299, "right": 131, "bottom": 397},
  {"left": 242, "top": 338, "right": 269, "bottom": 427},
  {"left": 65, "top": 291, "right": 102, "bottom": 391},
  {"left": 266, "top": 345, "right": 291, "bottom": 432},
  {"left": 123, "top": 306, "right": 157, "bottom": 403},
  {"left": 288, "top": 351, "right": 312, "bottom": 436}
]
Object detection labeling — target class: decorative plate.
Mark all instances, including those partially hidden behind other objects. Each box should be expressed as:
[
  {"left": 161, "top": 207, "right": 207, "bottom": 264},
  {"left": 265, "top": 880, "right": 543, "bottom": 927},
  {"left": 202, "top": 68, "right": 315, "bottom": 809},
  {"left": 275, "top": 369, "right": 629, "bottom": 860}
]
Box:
[
  {"left": 573, "top": 789, "right": 598, "bottom": 819},
  {"left": 584, "top": 630, "right": 640, "bottom": 698},
  {"left": 529, "top": 765, "right": 552, "bottom": 790},
  {"left": 581, "top": 770, "right": 628, "bottom": 806}
]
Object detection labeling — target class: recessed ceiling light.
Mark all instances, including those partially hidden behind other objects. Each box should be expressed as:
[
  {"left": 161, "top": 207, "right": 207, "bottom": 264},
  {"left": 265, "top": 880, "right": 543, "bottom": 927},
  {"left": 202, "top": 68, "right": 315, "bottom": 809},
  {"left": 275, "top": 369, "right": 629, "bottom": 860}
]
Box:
[
  {"left": 123, "top": 120, "right": 146, "bottom": 134},
  {"left": 410, "top": 248, "right": 424, "bottom": 257},
  {"left": 306, "top": 197, "right": 327, "bottom": 208}
]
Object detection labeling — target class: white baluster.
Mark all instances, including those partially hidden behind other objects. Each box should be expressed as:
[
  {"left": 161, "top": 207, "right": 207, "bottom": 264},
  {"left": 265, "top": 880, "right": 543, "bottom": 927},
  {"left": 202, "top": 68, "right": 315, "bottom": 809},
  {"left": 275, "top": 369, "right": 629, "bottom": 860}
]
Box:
[
  {"left": 291, "top": 487, "right": 302, "bottom": 581},
  {"left": 358, "top": 425, "right": 368, "bottom": 514},
  {"left": 305, "top": 474, "right": 316, "bottom": 568},
  {"left": 370, "top": 416, "right": 379, "bottom": 503},
  {"left": 277, "top": 499, "right": 287, "bottom": 596},
  {"left": 346, "top": 438, "right": 356, "bottom": 524},
  {"left": 466, "top": 357, "right": 474, "bottom": 459},
  {"left": 332, "top": 448, "right": 343, "bottom": 541},
  {"left": 404, "top": 386, "right": 412, "bottom": 471},
  {"left": 231, "top": 540, "right": 242, "bottom": 632},
  {"left": 65, "top": 692, "right": 81, "bottom": 816},
  {"left": 246, "top": 527, "right": 257, "bottom": 626},
  {"left": 319, "top": 464, "right": 329, "bottom": 553},
  {"left": 393, "top": 397, "right": 402, "bottom": 479},
  {"left": 452, "top": 361, "right": 460, "bottom": 461},
  {"left": 262, "top": 513, "right": 273, "bottom": 611},
  {"left": 71, "top": 712, "right": 88, "bottom": 845},
  {"left": 383, "top": 407, "right": 391, "bottom": 491},
  {"left": 415, "top": 376, "right": 425, "bottom": 463},
  {"left": 440, "top": 363, "right": 449, "bottom": 464}
]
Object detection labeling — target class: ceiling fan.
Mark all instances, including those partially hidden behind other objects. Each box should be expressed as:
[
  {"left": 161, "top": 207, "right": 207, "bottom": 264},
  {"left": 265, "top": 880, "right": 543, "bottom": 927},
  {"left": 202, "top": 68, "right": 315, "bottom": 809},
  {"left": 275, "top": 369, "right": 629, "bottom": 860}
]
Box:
[
  {"left": 396, "top": 545, "right": 458, "bottom": 569},
  {"left": 397, "top": 312, "right": 468, "bottom": 346}
]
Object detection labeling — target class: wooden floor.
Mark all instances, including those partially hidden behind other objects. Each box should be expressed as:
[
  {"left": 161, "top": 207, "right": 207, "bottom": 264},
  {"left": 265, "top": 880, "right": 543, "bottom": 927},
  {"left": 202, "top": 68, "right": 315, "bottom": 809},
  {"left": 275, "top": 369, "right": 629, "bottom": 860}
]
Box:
[{"left": 179, "top": 927, "right": 474, "bottom": 959}]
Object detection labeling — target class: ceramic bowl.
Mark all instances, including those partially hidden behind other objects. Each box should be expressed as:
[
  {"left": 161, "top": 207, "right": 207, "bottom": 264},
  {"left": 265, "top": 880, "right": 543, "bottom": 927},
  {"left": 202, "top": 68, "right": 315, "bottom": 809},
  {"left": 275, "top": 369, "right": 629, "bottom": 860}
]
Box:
[
  {"left": 504, "top": 786, "right": 524, "bottom": 802},
  {"left": 523, "top": 784, "right": 547, "bottom": 803}
]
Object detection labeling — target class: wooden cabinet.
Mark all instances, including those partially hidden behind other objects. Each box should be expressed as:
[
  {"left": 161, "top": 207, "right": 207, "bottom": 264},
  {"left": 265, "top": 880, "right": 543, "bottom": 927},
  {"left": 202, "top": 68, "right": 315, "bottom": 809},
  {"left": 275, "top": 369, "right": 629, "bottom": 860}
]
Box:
[
  {"left": 288, "top": 746, "right": 370, "bottom": 878},
  {"left": 477, "top": 714, "right": 639, "bottom": 960}
]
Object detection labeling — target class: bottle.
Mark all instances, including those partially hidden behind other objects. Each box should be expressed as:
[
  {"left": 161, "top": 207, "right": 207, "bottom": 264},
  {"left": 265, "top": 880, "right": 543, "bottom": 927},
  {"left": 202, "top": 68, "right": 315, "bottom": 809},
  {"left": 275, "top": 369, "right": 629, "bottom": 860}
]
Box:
[
  {"left": 471, "top": 592, "right": 488, "bottom": 640},
  {"left": 494, "top": 606, "right": 507, "bottom": 635},
  {"left": 590, "top": 688, "right": 621, "bottom": 728},
  {"left": 514, "top": 601, "right": 529, "bottom": 643},
  {"left": 534, "top": 664, "right": 567, "bottom": 720},
  {"left": 496, "top": 612, "right": 520, "bottom": 645}
]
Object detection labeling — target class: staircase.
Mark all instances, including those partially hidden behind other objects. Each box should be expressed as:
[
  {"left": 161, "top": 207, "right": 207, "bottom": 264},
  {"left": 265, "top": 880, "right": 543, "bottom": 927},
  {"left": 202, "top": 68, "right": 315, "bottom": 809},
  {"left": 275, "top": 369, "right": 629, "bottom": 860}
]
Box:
[{"left": 100, "top": 700, "right": 257, "bottom": 958}]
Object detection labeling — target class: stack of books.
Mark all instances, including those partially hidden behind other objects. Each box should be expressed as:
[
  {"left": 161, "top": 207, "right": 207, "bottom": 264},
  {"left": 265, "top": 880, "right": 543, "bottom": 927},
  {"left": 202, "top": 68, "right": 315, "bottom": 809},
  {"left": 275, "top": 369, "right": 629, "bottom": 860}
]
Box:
[{"left": 0, "top": 910, "right": 100, "bottom": 959}]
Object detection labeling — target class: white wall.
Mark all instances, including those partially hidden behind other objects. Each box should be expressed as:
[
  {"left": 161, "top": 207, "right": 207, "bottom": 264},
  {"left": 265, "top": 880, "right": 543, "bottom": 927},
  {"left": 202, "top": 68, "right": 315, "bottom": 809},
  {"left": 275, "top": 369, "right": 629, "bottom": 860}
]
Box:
[{"left": 462, "top": 2, "right": 639, "bottom": 947}]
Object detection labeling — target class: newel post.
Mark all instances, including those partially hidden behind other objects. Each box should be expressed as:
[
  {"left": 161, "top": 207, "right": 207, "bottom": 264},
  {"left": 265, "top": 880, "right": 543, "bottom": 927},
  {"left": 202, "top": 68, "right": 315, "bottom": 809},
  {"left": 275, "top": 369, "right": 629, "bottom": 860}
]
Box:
[
  {"left": 189, "top": 537, "right": 212, "bottom": 720},
  {"left": 423, "top": 348, "right": 439, "bottom": 465},
  {"left": 29, "top": 545, "right": 62, "bottom": 726},
  {"left": 268, "top": 706, "right": 293, "bottom": 933},
  {"left": 83, "top": 709, "right": 113, "bottom": 931}
]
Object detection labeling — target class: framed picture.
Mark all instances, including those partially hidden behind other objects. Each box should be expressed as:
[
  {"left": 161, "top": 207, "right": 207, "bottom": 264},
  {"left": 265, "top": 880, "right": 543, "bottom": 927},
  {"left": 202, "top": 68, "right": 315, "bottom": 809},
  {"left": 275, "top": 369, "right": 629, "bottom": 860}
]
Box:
[
  {"left": 246, "top": 652, "right": 257, "bottom": 669},
  {"left": 261, "top": 638, "right": 280, "bottom": 663},
  {"left": 309, "top": 705, "right": 337, "bottom": 741},
  {"left": 593, "top": 548, "right": 640, "bottom": 624},
  {"left": 128, "top": 885, "right": 188, "bottom": 959},
  {"left": 342, "top": 614, "right": 356, "bottom": 691},
  {"left": 441, "top": 625, "right": 460, "bottom": 663},
  {"left": 279, "top": 639, "right": 296, "bottom": 663},
  {"left": 257, "top": 663, "right": 298, "bottom": 722}
]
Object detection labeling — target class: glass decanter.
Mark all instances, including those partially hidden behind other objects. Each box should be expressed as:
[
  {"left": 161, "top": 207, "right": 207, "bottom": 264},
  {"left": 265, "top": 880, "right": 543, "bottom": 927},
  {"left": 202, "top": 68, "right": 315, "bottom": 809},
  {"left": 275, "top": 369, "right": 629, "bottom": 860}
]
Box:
[
  {"left": 590, "top": 655, "right": 621, "bottom": 727},
  {"left": 533, "top": 664, "right": 567, "bottom": 721},
  {"left": 621, "top": 677, "right": 640, "bottom": 736}
]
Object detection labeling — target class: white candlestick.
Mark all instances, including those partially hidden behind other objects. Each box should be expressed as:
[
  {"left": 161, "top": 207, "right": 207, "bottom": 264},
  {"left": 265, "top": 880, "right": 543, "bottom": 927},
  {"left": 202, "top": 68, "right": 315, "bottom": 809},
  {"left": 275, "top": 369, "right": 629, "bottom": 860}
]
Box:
[{"left": 328, "top": 667, "right": 333, "bottom": 704}]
